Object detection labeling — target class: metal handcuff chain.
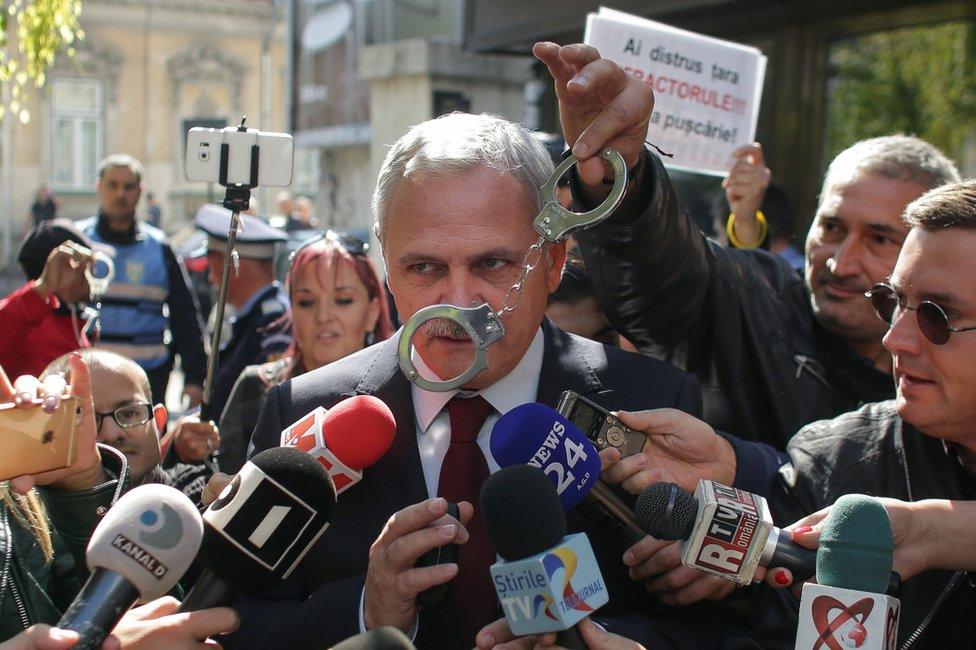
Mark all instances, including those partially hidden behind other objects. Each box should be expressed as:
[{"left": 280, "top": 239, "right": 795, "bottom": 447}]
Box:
[{"left": 398, "top": 148, "right": 629, "bottom": 392}]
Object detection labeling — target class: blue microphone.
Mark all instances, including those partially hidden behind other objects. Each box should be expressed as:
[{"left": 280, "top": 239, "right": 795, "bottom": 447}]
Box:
[
  {"left": 482, "top": 465, "right": 608, "bottom": 650},
  {"left": 491, "top": 403, "right": 647, "bottom": 545}
]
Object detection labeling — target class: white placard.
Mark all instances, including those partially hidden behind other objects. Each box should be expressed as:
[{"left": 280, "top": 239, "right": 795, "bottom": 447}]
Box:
[{"left": 585, "top": 7, "right": 767, "bottom": 176}]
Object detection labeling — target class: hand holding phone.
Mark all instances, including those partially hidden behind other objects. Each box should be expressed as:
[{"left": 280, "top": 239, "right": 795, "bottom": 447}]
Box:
[{"left": 0, "top": 355, "right": 105, "bottom": 493}]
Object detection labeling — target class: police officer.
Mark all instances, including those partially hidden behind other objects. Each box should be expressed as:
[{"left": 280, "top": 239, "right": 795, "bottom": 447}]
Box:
[
  {"left": 195, "top": 204, "right": 291, "bottom": 419},
  {"left": 79, "top": 154, "right": 207, "bottom": 406}
]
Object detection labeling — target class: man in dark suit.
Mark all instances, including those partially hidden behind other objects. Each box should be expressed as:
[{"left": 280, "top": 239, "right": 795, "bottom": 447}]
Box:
[{"left": 225, "top": 42, "right": 699, "bottom": 650}]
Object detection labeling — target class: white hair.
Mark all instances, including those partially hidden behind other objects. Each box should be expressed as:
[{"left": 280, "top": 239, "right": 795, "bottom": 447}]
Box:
[
  {"left": 372, "top": 112, "right": 554, "bottom": 240},
  {"left": 818, "top": 135, "right": 960, "bottom": 212}
]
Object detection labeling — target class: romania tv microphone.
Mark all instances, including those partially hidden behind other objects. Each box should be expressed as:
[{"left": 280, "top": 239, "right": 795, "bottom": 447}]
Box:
[
  {"left": 178, "top": 446, "right": 337, "bottom": 612},
  {"left": 481, "top": 465, "right": 609, "bottom": 650},
  {"left": 794, "top": 494, "right": 900, "bottom": 650},
  {"left": 57, "top": 484, "right": 204, "bottom": 649},
  {"left": 281, "top": 394, "right": 396, "bottom": 494},
  {"left": 635, "top": 480, "right": 816, "bottom": 584},
  {"left": 491, "top": 403, "right": 646, "bottom": 546}
]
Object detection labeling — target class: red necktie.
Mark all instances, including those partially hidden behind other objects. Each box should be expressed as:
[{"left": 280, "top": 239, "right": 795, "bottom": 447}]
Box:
[{"left": 437, "top": 395, "right": 497, "bottom": 647}]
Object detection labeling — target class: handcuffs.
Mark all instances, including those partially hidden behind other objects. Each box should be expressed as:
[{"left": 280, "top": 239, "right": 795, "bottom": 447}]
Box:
[{"left": 398, "top": 148, "right": 629, "bottom": 392}]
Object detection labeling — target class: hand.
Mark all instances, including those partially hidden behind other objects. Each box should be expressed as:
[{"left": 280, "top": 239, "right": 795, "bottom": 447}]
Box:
[
  {"left": 622, "top": 536, "right": 735, "bottom": 606},
  {"left": 723, "top": 143, "right": 771, "bottom": 246},
  {"left": 601, "top": 409, "right": 735, "bottom": 495},
  {"left": 0, "top": 625, "right": 119, "bottom": 650},
  {"left": 110, "top": 596, "right": 239, "bottom": 649},
  {"left": 477, "top": 616, "right": 646, "bottom": 649},
  {"left": 533, "top": 42, "right": 654, "bottom": 187},
  {"left": 173, "top": 415, "right": 220, "bottom": 463},
  {"left": 0, "top": 355, "right": 105, "bottom": 494},
  {"left": 183, "top": 384, "right": 203, "bottom": 409},
  {"left": 363, "top": 498, "right": 472, "bottom": 633},
  {"left": 201, "top": 473, "right": 232, "bottom": 507},
  {"left": 34, "top": 242, "right": 93, "bottom": 299}
]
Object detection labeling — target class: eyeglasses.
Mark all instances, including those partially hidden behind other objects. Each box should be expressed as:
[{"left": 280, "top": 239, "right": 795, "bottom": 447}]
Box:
[
  {"left": 94, "top": 403, "right": 153, "bottom": 431},
  {"left": 866, "top": 283, "right": 976, "bottom": 345},
  {"left": 291, "top": 230, "right": 369, "bottom": 261}
]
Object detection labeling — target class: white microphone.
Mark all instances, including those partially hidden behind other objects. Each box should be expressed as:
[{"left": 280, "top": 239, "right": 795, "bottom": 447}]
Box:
[
  {"left": 57, "top": 484, "right": 203, "bottom": 649},
  {"left": 794, "top": 494, "right": 900, "bottom": 650}
]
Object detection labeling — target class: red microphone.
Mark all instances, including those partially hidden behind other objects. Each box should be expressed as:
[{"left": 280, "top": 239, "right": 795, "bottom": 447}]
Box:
[{"left": 280, "top": 395, "right": 396, "bottom": 494}]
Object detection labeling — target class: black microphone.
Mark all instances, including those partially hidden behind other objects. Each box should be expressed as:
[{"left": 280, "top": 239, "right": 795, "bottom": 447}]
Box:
[
  {"left": 635, "top": 481, "right": 815, "bottom": 584},
  {"left": 491, "top": 403, "right": 647, "bottom": 547},
  {"left": 331, "top": 627, "right": 417, "bottom": 649},
  {"left": 57, "top": 484, "right": 204, "bottom": 649},
  {"left": 179, "top": 446, "right": 337, "bottom": 612},
  {"left": 481, "top": 465, "right": 610, "bottom": 650}
]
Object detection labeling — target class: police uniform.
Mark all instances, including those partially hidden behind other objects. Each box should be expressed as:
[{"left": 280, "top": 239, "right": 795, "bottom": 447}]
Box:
[{"left": 195, "top": 205, "right": 291, "bottom": 418}]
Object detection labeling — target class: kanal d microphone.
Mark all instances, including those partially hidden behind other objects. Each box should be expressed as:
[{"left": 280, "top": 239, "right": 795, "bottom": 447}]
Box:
[
  {"left": 794, "top": 495, "right": 900, "bottom": 650},
  {"left": 178, "top": 446, "right": 337, "bottom": 612},
  {"left": 57, "top": 484, "right": 204, "bottom": 649},
  {"left": 281, "top": 394, "right": 396, "bottom": 494},
  {"left": 491, "top": 402, "right": 646, "bottom": 546},
  {"left": 634, "top": 480, "right": 815, "bottom": 584},
  {"left": 481, "top": 465, "right": 609, "bottom": 650}
]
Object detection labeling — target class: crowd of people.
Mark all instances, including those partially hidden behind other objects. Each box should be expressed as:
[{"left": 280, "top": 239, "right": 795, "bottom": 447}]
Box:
[{"left": 1, "top": 40, "right": 975, "bottom": 649}]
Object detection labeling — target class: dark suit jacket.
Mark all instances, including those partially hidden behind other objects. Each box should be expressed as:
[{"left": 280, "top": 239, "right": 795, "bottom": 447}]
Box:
[{"left": 225, "top": 320, "right": 702, "bottom": 649}]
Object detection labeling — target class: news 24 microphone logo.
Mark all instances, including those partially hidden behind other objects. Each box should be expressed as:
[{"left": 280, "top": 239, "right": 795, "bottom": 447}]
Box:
[
  {"left": 490, "top": 534, "right": 608, "bottom": 635},
  {"left": 280, "top": 407, "right": 360, "bottom": 494},
  {"left": 524, "top": 415, "right": 600, "bottom": 509},
  {"left": 204, "top": 462, "right": 327, "bottom": 579},
  {"left": 109, "top": 503, "right": 183, "bottom": 580},
  {"left": 795, "top": 584, "right": 900, "bottom": 650},
  {"left": 680, "top": 480, "right": 774, "bottom": 584}
]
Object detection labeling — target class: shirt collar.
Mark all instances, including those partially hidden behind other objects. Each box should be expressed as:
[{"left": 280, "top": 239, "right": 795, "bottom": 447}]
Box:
[
  {"left": 236, "top": 282, "right": 280, "bottom": 319},
  {"left": 411, "top": 327, "right": 545, "bottom": 433}
]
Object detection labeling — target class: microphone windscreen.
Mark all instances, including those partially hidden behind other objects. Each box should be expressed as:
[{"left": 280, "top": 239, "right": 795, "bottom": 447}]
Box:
[
  {"left": 490, "top": 403, "right": 602, "bottom": 511},
  {"left": 331, "top": 627, "right": 417, "bottom": 650},
  {"left": 86, "top": 484, "right": 203, "bottom": 600},
  {"left": 200, "top": 446, "right": 337, "bottom": 592},
  {"left": 322, "top": 395, "right": 396, "bottom": 470},
  {"left": 481, "top": 465, "right": 567, "bottom": 561},
  {"left": 817, "top": 494, "right": 894, "bottom": 593},
  {"left": 635, "top": 482, "right": 697, "bottom": 541}
]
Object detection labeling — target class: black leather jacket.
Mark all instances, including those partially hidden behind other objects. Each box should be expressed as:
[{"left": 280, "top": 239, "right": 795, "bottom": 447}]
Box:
[
  {"left": 574, "top": 152, "right": 893, "bottom": 448},
  {"left": 769, "top": 401, "right": 976, "bottom": 649}
]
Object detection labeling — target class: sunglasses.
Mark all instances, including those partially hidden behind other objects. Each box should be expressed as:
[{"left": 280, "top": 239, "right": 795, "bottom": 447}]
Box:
[
  {"left": 291, "top": 230, "right": 368, "bottom": 260},
  {"left": 866, "top": 283, "right": 976, "bottom": 345}
]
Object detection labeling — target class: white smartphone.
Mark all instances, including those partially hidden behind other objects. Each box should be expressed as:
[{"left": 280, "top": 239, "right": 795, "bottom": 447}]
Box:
[{"left": 185, "top": 126, "right": 294, "bottom": 188}]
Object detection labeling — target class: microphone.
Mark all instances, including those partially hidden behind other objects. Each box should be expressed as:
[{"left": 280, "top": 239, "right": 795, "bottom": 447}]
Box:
[
  {"left": 281, "top": 394, "right": 396, "bottom": 494},
  {"left": 330, "top": 627, "right": 417, "bottom": 649},
  {"left": 634, "top": 480, "right": 815, "bottom": 584},
  {"left": 178, "top": 446, "right": 337, "bottom": 612},
  {"left": 491, "top": 403, "right": 647, "bottom": 546},
  {"left": 795, "top": 494, "right": 901, "bottom": 650},
  {"left": 481, "top": 465, "right": 609, "bottom": 650},
  {"left": 57, "top": 484, "right": 204, "bottom": 649}
]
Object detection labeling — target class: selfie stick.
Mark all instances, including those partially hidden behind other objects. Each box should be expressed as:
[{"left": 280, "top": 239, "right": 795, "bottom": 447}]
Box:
[{"left": 200, "top": 116, "right": 259, "bottom": 422}]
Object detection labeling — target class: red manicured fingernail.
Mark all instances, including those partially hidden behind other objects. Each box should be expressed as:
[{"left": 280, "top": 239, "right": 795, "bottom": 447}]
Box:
[
  {"left": 791, "top": 526, "right": 813, "bottom": 539},
  {"left": 773, "top": 569, "right": 791, "bottom": 586}
]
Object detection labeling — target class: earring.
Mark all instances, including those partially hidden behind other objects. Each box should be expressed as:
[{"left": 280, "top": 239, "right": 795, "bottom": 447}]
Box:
[{"left": 364, "top": 331, "right": 376, "bottom": 347}]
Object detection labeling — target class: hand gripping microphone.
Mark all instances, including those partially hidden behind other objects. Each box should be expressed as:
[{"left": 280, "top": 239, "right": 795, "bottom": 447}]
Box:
[
  {"left": 57, "top": 484, "right": 204, "bottom": 649},
  {"left": 281, "top": 394, "right": 396, "bottom": 494},
  {"left": 491, "top": 403, "right": 647, "bottom": 546},
  {"left": 178, "top": 446, "right": 337, "bottom": 612},
  {"left": 482, "top": 465, "right": 610, "bottom": 650},
  {"left": 795, "top": 494, "right": 900, "bottom": 650},
  {"left": 635, "top": 481, "right": 816, "bottom": 584},
  {"left": 330, "top": 627, "right": 417, "bottom": 649}
]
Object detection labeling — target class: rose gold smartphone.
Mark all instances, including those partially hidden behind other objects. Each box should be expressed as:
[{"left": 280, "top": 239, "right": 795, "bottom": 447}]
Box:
[{"left": 0, "top": 396, "right": 82, "bottom": 481}]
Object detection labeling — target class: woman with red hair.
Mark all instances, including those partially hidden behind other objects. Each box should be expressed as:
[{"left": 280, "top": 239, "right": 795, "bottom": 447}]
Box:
[{"left": 217, "top": 232, "right": 393, "bottom": 473}]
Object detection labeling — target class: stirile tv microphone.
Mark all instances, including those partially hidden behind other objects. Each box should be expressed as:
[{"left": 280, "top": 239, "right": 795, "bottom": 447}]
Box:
[
  {"left": 635, "top": 480, "right": 816, "bottom": 584},
  {"left": 57, "top": 484, "right": 204, "bottom": 649},
  {"left": 491, "top": 403, "right": 646, "bottom": 547},
  {"left": 178, "top": 446, "right": 337, "bottom": 612},
  {"left": 481, "top": 465, "right": 609, "bottom": 650},
  {"left": 794, "top": 494, "right": 901, "bottom": 650},
  {"left": 280, "top": 394, "right": 396, "bottom": 494}
]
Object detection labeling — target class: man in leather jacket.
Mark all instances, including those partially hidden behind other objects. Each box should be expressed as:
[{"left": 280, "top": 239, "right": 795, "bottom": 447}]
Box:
[{"left": 576, "top": 135, "right": 959, "bottom": 448}]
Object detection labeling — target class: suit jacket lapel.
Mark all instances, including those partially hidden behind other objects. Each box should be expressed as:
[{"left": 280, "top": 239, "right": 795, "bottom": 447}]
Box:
[
  {"left": 353, "top": 331, "right": 429, "bottom": 517},
  {"left": 536, "top": 319, "right": 607, "bottom": 406}
]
